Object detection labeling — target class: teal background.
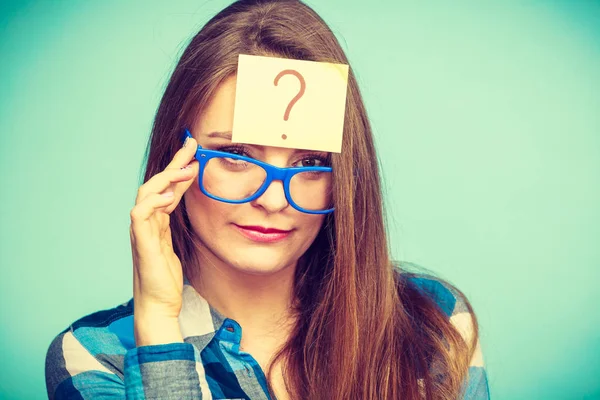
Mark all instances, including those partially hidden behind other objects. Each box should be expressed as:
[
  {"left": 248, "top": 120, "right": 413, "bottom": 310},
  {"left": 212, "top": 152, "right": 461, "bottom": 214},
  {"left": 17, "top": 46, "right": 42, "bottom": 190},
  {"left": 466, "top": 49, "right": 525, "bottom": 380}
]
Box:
[{"left": 1, "top": 1, "right": 599, "bottom": 399}]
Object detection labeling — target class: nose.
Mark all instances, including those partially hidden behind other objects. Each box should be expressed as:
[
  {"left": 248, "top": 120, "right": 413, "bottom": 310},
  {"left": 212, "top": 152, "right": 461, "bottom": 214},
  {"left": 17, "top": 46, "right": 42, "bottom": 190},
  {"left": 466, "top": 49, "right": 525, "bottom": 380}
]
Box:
[{"left": 251, "top": 178, "right": 289, "bottom": 213}]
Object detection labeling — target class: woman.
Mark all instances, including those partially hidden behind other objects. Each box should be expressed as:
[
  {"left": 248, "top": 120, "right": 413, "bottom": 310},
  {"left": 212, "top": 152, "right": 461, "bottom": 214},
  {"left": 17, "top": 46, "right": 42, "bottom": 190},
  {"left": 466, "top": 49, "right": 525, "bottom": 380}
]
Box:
[{"left": 45, "top": 0, "right": 489, "bottom": 399}]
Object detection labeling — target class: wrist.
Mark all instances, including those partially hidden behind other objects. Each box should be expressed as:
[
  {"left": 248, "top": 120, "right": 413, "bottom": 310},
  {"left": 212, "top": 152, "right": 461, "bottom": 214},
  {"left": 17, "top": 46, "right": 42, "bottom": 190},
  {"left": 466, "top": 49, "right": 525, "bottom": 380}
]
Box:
[{"left": 134, "top": 315, "right": 183, "bottom": 346}]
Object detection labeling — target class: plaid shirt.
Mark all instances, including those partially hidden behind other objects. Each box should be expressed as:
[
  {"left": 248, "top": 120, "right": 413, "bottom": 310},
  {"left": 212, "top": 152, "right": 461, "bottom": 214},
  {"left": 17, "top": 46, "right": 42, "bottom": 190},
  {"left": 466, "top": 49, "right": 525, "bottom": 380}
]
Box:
[{"left": 45, "top": 273, "right": 490, "bottom": 399}]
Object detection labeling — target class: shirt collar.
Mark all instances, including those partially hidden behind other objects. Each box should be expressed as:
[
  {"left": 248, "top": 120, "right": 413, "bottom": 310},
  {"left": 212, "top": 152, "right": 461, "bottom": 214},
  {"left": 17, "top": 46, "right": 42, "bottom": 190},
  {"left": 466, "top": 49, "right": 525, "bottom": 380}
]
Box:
[{"left": 178, "top": 276, "right": 229, "bottom": 349}]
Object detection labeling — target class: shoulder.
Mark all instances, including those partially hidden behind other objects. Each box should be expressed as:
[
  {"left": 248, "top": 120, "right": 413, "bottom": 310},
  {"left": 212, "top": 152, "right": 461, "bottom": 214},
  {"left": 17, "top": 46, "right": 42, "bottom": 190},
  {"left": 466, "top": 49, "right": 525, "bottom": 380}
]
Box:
[
  {"left": 394, "top": 264, "right": 482, "bottom": 355},
  {"left": 395, "top": 262, "right": 490, "bottom": 398},
  {"left": 396, "top": 263, "right": 479, "bottom": 350},
  {"left": 45, "top": 298, "right": 135, "bottom": 398},
  {"left": 399, "top": 267, "right": 480, "bottom": 353},
  {"left": 397, "top": 264, "right": 470, "bottom": 320}
]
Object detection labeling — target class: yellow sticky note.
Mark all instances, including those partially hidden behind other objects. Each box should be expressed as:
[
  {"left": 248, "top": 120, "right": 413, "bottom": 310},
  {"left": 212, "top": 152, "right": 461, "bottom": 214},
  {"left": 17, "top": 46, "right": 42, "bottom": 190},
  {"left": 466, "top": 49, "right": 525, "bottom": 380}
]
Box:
[{"left": 232, "top": 54, "right": 349, "bottom": 153}]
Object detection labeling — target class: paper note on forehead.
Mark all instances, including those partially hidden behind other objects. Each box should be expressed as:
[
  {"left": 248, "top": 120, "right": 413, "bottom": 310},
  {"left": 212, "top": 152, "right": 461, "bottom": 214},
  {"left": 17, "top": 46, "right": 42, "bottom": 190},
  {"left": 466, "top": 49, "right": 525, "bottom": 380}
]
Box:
[{"left": 232, "top": 54, "right": 349, "bottom": 153}]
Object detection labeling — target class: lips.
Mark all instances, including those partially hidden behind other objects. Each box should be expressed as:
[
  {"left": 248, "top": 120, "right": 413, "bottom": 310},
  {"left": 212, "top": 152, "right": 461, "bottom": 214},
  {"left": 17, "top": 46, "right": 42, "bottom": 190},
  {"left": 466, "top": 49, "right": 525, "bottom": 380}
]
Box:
[
  {"left": 235, "top": 225, "right": 291, "bottom": 234},
  {"left": 233, "top": 224, "right": 292, "bottom": 243}
]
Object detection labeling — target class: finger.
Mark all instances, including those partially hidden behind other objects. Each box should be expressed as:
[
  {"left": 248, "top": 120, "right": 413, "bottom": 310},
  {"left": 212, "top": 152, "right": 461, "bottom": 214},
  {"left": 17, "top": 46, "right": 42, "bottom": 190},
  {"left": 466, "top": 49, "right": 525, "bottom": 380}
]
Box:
[
  {"left": 166, "top": 135, "right": 198, "bottom": 170},
  {"left": 136, "top": 134, "right": 199, "bottom": 203},
  {"left": 162, "top": 162, "right": 200, "bottom": 213},
  {"left": 131, "top": 192, "right": 176, "bottom": 226},
  {"left": 136, "top": 165, "right": 197, "bottom": 204},
  {"left": 130, "top": 192, "right": 176, "bottom": 254},
  {"left": 169, "top": 159, "right": 200, "bottom": 198}
]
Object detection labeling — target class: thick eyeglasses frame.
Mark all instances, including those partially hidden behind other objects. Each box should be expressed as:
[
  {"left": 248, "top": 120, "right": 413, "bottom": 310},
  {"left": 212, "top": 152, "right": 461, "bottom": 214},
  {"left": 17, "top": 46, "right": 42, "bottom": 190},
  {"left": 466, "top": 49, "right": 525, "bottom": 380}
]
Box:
[{"left": 182, "top": 129, "right": 335, "bottom": 214}]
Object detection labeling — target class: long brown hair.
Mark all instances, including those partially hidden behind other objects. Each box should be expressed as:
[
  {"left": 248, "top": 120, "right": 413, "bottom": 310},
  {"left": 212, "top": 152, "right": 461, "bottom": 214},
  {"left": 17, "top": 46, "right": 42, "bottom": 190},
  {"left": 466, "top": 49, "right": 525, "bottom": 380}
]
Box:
[{"left": 142, "top": 0, "right": 480, "bottom": 398}]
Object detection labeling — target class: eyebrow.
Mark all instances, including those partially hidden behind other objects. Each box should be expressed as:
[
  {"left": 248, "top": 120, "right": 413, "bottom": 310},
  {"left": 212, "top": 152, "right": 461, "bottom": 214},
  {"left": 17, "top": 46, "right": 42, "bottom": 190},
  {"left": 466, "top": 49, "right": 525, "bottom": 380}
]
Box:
[
  {"left": 206, "top": 131, "right": 232, "bottom": 140},
  {"left": 204, "top": 130, "right": 330, "bottom": 156}
]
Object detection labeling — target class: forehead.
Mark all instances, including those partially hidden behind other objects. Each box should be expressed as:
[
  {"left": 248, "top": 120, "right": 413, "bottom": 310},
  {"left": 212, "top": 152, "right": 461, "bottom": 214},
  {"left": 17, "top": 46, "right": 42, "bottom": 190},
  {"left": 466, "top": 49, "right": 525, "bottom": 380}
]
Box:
[
  {"left": 193, "top": 75, "right": 237, "bottom": 140},
  {"left": 190, "top": 75, "right": 331, "bottom": 161},
  {"left": 191, "top": 76, "right": 328, "bottom": 156}
]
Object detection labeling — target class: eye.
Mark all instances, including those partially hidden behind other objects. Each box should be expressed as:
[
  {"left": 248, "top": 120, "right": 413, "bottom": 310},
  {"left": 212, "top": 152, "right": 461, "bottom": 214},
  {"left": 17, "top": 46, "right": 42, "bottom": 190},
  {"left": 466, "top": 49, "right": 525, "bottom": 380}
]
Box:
[
  {"left": 293, "top": 155, "right": 329, "bottom": 168},
  {"left": 216, "top": 145, "right": 249, "bottom": 157}
]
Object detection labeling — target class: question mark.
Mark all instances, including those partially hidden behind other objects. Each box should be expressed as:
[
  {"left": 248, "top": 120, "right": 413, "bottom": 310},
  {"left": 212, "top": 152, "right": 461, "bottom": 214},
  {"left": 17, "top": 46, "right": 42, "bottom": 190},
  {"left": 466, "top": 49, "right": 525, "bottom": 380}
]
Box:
[{"left": 274, "top": 69, "right": 306, "bottom": 140}]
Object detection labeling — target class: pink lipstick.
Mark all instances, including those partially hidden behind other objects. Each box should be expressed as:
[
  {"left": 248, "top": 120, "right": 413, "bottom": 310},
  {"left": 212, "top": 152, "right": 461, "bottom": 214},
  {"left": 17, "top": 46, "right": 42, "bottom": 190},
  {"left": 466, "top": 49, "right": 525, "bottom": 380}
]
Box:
[{"left": 234, "top": 224, "right": 291, "bottom": 243}]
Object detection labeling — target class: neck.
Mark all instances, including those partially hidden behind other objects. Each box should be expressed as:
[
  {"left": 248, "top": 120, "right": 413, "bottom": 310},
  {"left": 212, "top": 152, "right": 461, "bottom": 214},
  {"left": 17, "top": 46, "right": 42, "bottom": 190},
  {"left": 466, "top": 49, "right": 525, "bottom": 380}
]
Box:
[{"left": 189, "top": 251, "right": 298, "bottom": 337}]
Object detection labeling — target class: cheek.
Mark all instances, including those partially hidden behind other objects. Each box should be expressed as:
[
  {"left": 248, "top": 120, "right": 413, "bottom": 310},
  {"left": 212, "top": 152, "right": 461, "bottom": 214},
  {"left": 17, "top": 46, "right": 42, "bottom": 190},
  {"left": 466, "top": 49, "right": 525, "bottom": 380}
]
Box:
[
  {"left": 184, "top": 186, "right": 227, "bottom": 231},
  {"left": 297, "top": 215, "right": 326, "bottom": 239},
  {"left": 184, "top": 184, "right": 325, "bottom": 242}
]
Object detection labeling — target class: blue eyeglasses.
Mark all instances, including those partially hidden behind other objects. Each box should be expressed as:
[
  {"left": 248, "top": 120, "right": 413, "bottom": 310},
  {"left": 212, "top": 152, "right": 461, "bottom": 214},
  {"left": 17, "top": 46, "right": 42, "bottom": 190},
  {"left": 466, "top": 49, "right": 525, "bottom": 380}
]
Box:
[{"left": 182, "top": 129, "right": 334, "bottom": 214}]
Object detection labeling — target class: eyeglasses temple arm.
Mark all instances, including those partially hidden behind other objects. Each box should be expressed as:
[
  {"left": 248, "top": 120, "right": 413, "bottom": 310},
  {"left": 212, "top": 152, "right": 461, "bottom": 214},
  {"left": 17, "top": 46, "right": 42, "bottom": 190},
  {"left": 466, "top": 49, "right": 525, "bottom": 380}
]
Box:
[{"left": 181, "top": 128, "right": 193, "bottom": 145}]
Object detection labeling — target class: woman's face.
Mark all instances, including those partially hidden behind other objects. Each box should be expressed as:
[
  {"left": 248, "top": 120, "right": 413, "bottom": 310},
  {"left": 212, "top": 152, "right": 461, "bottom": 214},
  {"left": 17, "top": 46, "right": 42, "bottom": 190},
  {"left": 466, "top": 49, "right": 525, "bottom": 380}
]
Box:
[{"left": 183, "top": 75, "right": 328, "bottom": 275}]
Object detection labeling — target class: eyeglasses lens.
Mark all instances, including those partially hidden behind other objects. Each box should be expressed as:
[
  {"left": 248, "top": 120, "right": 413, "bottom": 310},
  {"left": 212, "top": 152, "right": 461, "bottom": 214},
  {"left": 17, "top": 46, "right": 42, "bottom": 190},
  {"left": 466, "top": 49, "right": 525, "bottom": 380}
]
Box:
[{"left": 202, "top": 156, "right": 333, "bottom": 212}]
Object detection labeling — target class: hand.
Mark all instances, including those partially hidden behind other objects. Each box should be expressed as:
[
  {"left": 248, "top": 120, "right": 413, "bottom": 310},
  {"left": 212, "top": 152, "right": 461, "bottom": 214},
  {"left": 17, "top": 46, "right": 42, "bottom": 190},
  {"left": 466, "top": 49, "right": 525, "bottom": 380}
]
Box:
[{"left": 129, "top": 135, "right": 199, "bottom": 335}]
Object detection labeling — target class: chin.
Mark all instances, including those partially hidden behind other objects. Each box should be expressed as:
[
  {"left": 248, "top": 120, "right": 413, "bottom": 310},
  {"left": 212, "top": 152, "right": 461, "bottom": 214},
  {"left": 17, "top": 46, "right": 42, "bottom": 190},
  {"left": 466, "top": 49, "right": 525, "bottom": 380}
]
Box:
[
  {"left": 235, "top": 266, "right": 284, "bottom": 276},
  {"left": 228, "top": 253, "right": 295, "bottom": 275}
]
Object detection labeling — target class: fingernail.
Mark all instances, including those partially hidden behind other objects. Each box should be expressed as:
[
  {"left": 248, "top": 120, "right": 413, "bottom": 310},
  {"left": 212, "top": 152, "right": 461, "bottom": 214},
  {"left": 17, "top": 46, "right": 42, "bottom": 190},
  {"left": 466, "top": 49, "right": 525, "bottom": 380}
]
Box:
[
  {"left": 162, "top": 192, "right": 174, "bottom": 197},
  {"left": 182, "top": 136, "right": 189, "bottom": 148},
  {"left": 181, "top": 164, "right": 192, "bottom": 170}
]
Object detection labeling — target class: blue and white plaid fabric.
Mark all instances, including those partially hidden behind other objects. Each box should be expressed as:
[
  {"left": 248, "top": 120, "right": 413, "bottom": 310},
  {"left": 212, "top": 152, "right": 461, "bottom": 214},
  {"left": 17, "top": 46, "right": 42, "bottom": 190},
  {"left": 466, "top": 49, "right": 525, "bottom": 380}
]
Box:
[{"left": 45, "top": 273, "right": 490, "bottom": 399}]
